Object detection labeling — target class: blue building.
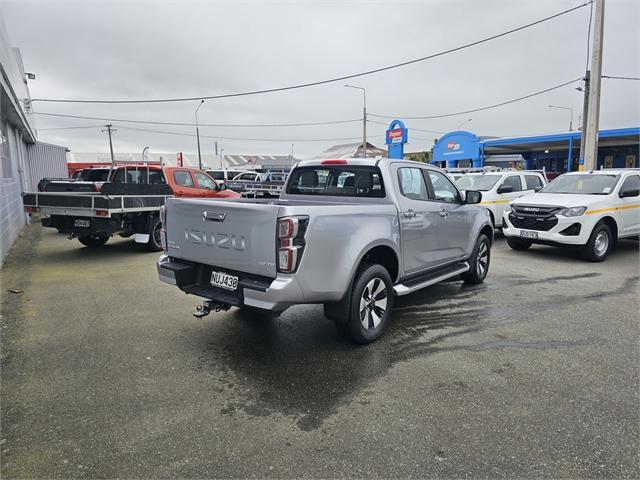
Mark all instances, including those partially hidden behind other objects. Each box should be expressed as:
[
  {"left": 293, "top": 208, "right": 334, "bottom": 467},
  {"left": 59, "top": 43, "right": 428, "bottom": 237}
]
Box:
[{"left": 432, "top": 127, "right": 639, "bottom": 173}]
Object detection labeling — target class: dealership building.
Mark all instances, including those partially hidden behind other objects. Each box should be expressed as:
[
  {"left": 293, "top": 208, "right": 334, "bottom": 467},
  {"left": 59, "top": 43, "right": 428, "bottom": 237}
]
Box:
[{"left": 432, "top": 127, "right": 639, "bottom": 173}]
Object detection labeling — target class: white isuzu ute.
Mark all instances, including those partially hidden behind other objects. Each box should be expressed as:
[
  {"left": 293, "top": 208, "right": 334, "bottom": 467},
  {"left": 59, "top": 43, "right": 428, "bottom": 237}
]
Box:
[{"left": 502, "top": 169, "right": 640, "bottom": 261}]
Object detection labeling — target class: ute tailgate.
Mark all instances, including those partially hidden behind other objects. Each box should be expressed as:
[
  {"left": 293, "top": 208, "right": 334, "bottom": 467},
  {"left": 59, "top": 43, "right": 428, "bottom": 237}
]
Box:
[{"left": 166, "top": 198, "right": 281, "bottom": 278}]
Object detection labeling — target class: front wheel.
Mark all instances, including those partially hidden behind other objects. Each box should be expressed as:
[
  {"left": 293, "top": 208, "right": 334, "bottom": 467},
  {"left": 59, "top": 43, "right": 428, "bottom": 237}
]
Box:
[
  {"left": 78, "top": 234, "right": 109, "bottom": 248},
  {"left": 336, "top": 263, "right": 394, "bottom": 344},
  {"left": 461, "top": 233, "right": 491, "bottom": 284},
  {"left": 582, "top": 222, "right": 613, "bottom": 262},
  {"left": 507, "top": 237, "right": 532, "bottom": 251}
]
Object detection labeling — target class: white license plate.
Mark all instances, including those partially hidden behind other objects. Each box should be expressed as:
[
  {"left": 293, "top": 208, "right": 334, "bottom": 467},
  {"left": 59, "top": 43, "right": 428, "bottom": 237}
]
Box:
[
  {"left": 520, "top": 230, "right": 538, "bottom": 239},
  {"left": 74, "top": 219, "right": 91, "bottom": 228},
  {"left": 210, "top": 271, "right": 239, "bottom": 291}
]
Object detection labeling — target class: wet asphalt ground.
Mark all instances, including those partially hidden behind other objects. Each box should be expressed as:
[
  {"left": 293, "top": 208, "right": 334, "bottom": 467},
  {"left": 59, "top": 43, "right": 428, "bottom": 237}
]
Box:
[{"left": 1, "top": 224, "right": 639, "bottom": 478}]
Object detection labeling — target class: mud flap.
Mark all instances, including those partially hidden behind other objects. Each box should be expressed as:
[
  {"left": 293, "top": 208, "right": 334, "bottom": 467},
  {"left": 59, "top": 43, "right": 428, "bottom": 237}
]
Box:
[{"left": 134, "top": 233, "right": 150, "bottom": 244}]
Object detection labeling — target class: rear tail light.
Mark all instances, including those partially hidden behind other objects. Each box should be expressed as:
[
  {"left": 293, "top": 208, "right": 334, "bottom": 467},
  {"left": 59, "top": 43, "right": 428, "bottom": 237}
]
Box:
[
  {"left": 160, "top": 205, "right": 168, "bottom": 252},
  {"left": 25, "top": 207, "right": 38, "bottom": 213},
  {"left": 321, "top": 159, "right": 348, "bottom": 165},
  {"left": 276, "top": 216, "right": 309, "bottom": 273},
  {"left": 95, "top": 210, "right": 109, "bottom": 217},
  {"left": 92, "top": 183, "right": 102, "bottom": 192}
]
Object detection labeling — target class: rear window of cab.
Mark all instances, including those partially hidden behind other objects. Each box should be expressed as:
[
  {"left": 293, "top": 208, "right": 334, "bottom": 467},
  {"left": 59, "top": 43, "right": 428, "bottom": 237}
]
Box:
[{"left": 286, "top": 166, "right": 385, "bottom": 198}]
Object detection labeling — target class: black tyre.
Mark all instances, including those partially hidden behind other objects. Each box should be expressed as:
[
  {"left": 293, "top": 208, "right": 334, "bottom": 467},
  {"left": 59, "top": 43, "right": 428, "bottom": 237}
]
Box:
[
  {"left": 78, "top": 234, "right": 109, "bottom": 247},
  {"left": 507, "top": 237, "right": 532, "bottom": 251},
  {"left": 461, "top": 233, "right": 491, "bottom": 284},
  {"left": 146, "top": 215, "right": 163, "bottom": 252},
  {"left": 582, "top": 222, "right": 613, "bottom": 262},
  {"left": 336, "top": 263, "right": 394, "bottom": 344}
]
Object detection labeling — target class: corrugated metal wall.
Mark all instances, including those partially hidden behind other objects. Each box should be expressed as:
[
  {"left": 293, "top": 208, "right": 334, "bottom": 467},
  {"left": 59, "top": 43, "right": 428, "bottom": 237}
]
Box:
[{"left": 25, "top": 142, "right": 68, "bottom": 191}]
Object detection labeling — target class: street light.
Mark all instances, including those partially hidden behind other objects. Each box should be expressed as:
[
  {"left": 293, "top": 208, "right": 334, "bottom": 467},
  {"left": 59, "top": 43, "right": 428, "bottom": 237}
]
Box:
[
  {"left": 344, "top": 84, "right": 366, "bottom": 158},
  {"left": 548, "top": 105, "right": 574, "bottom": 131},
  {"left": 457, "top": 118, "right": 472, "bottom": 129},
  {"left": 195, "top": 99, "right": 205, "bottom": 170}
]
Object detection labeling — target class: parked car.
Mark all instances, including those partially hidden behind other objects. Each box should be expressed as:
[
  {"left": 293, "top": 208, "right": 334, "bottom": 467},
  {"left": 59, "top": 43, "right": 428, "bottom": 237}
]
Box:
[
  {"left": 502, "top": 169, "right": 640, "bottom": 261},
  {"left": 25, "top": 166, "right": 240, "bottom": 251},
  {"left": 157, "top": 158, "right": 493, "bottom": 343},
  {"left": 205, "top": 169, "right": 244, "bottom": 183},
  {"left": 455, "top": 170, "right": 547, "bottom": 228}
]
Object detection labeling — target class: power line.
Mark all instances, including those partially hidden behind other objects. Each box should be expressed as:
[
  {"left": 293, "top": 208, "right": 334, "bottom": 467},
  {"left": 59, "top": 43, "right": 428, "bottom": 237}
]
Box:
[
  {"left": 368, "top": 119, "right": 446, "bottom": 134},
  {"left": 602, "top": 75, "right": 640, "bottom": 81},
  {"left": 32, "top": 112, "right": 362, "bottom": 127},
  {"left": 28, "top": 3, "right": 589, "bottom": 105},
  {"left": 37, "top": 124, "right": 105, "bottom": 131},
  {"left": 369, "top": 77, "right": 583, "bottom": 120},
  {"left": 113, "top": 125, "right": 367, "bottom": 143}
]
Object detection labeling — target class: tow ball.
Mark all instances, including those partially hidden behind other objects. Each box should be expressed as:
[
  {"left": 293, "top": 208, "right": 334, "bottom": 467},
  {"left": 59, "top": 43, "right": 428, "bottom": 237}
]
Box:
[{"left": 193, "top": 300, "right": 231, "bottom": 319}]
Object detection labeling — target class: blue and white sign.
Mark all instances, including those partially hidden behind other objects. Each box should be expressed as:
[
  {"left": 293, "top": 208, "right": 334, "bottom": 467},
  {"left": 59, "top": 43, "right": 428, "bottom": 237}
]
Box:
[{"left": 386, "top": 119, "right": 408, "bottom": 159}]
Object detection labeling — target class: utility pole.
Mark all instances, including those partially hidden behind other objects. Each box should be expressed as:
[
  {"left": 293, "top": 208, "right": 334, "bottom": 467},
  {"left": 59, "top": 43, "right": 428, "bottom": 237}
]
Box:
[
  {"left": 102, "top": 124, "right": 117, "bottom": 176},
  {"left": 345, "top": 85, "right": 367, "bottom": 157},
  {"left": 583, "top": 0, "right": 605, "bottom": 171},
  {"left": 195, "top": 100, "right": 205, "bottom": 170},
  {"left": 578, "top": 71, "right": 591, "bottom": 166}
]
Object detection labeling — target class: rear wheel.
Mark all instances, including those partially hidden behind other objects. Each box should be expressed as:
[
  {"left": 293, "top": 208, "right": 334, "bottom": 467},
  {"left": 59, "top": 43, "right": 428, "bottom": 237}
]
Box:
[
  {"left": 461, "top": 234, "right": 491, "bottom": 284},
  {"left": 335, "top": 263, "right": 394, "bottom": 344},
  {"left": 582, "top": 222, "right": 612, "bottom": 262},
  {"left": 507, "top": 237, "right": 532, "bottom": 251},
  {"left": 146, "top": 216, "right": 163, "bottom": 252},
  {"left": 78, "top": 234, "right": 109, "bottom": 248}
]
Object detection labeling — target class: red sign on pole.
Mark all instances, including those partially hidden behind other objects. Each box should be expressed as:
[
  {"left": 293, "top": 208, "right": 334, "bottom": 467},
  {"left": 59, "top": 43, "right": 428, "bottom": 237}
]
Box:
[{"left": 387, "top": 128, "right": 404, "bottom": 144}]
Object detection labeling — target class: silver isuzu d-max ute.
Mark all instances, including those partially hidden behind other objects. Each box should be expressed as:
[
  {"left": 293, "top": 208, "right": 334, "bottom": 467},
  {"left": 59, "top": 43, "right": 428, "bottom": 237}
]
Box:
[{"left": 157, "top": 158, "right": 493, "bottom": 343}]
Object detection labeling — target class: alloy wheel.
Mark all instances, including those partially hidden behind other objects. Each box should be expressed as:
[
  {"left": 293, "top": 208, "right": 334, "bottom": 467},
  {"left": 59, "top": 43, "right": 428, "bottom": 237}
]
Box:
[{"left": 359, "top": 278, "right": 387, "bottom": 330}]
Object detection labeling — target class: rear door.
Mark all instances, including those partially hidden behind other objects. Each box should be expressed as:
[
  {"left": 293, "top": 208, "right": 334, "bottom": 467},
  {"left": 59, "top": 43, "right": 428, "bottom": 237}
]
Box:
[
  {"left": 393, "top": 165, "right": 443, "bottom": 274},
  {"left": 171, "top": 170, "right": 201, "bottom": 197},
  {"left": 618, "top": 174, "right": 640, "bottom": 235},
  {"left": 425, "top": 169, "right": 473, "bottom": 262},
  {"left": 165, "top": 198, "right": 281, "bottom": 278}
]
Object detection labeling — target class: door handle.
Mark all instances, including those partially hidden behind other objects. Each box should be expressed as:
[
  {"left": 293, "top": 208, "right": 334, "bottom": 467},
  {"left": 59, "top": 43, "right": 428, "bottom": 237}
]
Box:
[
  {"left": 402, "top": 209, "right": 417, "bottom": 218},
  {"left": 439, "top": 209, "right": 449, "bottom": 218}
]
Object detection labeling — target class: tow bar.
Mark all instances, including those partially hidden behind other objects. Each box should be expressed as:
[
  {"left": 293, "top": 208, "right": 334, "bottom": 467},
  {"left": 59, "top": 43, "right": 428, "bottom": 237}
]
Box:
[{"left": 193, "top": 300, "right": 232, "bottom": 319}]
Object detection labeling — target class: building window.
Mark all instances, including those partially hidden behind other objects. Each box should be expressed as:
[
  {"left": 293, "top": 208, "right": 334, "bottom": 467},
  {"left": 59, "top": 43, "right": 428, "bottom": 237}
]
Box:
[{"left": 1, "top": 122, "right": 12, "bottom": 178}]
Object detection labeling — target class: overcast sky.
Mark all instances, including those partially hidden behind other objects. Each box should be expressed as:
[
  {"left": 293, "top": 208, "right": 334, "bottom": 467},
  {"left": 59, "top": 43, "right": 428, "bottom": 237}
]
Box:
[{"left": 2, "top": 0, "right": 639, "bottom": 162}]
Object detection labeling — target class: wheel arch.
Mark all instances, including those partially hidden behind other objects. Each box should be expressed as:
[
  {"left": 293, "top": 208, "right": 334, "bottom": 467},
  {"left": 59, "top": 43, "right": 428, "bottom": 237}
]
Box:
[
  {"left": 356, "top": 243, "right": 400, "bottom": 283},
  {"left": 598, "top": 215, "right": 618, "bottom": 243}
]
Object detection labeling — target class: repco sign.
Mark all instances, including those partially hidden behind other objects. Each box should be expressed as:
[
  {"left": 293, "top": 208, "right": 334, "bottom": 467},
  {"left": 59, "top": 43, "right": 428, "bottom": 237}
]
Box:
[{"left": 447, "top": 142, "right": 461, "bottom": 151}]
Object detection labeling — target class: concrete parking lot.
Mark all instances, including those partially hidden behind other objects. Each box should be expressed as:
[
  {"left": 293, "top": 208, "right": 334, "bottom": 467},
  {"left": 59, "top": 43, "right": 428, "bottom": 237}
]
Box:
[{"left": 1, "top": 224, "right": 639, "bottom": 478}]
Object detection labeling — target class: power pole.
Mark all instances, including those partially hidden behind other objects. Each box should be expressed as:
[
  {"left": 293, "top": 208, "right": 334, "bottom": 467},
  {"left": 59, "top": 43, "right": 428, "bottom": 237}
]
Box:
[
  {"left": 583, "top": 0, "right": 605, "bottom": 171},
  {"left": 578, "top": 71, "right": 591, "bottom": 167},
  {"left": 102, "top": 124, "right": 117, "bottom": 176}
]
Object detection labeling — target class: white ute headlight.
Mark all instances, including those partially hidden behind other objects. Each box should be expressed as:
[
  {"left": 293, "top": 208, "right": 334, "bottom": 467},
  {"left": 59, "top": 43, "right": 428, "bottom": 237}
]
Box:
[{"left": 560, "top": 206, "right": 587, "bottom": 217}]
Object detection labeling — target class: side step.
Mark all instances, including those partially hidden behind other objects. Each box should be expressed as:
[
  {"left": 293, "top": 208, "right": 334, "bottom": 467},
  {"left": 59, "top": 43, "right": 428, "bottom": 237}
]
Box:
[{"left": 393, "top": 262, "right": 470, "bottom": 296}]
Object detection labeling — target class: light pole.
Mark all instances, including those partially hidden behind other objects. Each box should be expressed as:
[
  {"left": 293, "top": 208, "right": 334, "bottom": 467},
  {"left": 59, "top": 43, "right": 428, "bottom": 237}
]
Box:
[
  {"left": 290, "top": 143, "right": 294, "bottom": 164},
  {"left": 195, "top": 99, "right": 205, "bottom": 170},
  {"left": 345, "top": 84, "right": 366, "bottom": 158},
  {"left": 548, "top": 105, "right": 574, "bottom": 131},
  {"left": 456, "top": 118, "right": 472, "bottom": 129}
]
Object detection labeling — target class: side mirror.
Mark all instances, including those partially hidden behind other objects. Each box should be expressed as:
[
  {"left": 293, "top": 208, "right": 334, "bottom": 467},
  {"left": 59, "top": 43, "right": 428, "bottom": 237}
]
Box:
[
  {"left": 465, "top": 190, "right": 482, "bottom": 204},
  {"left": 619, "top": 188, "right": 639, "bottom": 198},
  {"left": 497, "top": 185, "right": 514, "bottom": 194},
  {"left": 219, "top": 183, "right": 227, "bottom": 191},
  {"left": 534, "top": 186, "right": 543, "bottom": 192}
]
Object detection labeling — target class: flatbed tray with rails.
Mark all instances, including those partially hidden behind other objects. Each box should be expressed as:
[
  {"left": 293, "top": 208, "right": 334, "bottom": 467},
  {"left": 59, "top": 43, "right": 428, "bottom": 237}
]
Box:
[{"left": 22, "top": 191, "right": 171, "bottom": 218}]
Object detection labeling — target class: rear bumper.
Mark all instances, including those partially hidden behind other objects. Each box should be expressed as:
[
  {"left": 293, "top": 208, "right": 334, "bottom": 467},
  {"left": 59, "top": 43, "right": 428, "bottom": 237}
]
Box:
[{"left": 157, "top": 254, "right": 306, "bottom": 311}]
